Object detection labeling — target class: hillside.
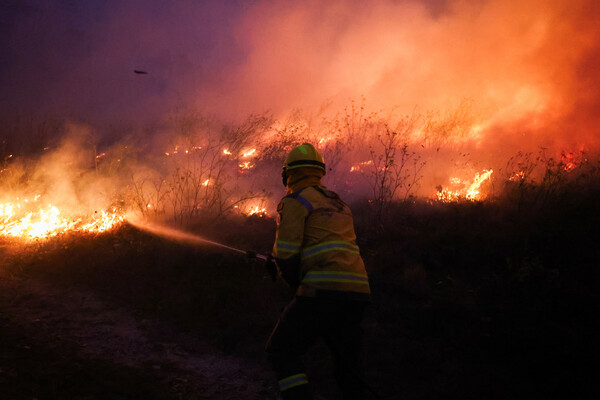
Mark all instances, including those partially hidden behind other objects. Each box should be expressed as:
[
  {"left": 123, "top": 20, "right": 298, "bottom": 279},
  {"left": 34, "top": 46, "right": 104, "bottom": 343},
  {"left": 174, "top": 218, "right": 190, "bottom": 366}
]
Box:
[{"left": 1, "top": 184, "right": 599, "bottom": 399}]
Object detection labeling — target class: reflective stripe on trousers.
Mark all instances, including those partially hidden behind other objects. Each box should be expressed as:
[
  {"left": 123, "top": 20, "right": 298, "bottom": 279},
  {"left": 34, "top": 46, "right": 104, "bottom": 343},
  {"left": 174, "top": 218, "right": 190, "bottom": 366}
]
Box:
[
  {"left": 302, "top": 270, "right": 369, "bottom": 285},
  {"left": 278, "top": 373, "right": 309, "bottom": 391}
]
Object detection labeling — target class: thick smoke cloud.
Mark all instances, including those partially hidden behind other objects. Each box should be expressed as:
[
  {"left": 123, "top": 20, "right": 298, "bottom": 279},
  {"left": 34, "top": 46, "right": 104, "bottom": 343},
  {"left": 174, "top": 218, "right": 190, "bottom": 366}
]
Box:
[
  {"left": 1, "top": 0, "right": 599, "bottom": 150},
  {"left": 212, "top": 0, "right": 600, "bottom": 150}
]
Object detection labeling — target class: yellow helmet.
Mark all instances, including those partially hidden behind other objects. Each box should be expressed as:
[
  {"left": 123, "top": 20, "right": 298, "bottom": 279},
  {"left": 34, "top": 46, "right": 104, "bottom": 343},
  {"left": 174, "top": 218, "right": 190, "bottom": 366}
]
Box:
[{"left": 284, "top": 143, "right": 326, "bottom": 174}]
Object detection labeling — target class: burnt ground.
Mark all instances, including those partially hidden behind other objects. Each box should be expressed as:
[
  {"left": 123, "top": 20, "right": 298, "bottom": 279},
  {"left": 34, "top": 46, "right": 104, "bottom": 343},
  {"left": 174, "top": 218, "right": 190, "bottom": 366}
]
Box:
[
  {"left": 0, "top": 252, "right": 276, "bottom": 400},
  {"left": 0, "top": 220, "right": 284, "bottom": 400},
  {"left": 1, "top": 189, "right": 600, "bottom": 400}
]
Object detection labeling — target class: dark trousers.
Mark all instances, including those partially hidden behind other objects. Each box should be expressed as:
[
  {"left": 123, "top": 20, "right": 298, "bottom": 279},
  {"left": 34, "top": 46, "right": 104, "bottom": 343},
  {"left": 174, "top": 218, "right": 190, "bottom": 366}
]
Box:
[{"left": 266, "top": 296, "right": 367, "bottom": 399}]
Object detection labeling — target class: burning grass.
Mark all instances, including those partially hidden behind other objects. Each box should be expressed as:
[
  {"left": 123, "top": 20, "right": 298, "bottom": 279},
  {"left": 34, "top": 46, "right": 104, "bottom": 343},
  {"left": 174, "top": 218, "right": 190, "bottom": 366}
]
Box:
[
  {"left": 0, "top": 198, "right": 124, "bottom": 239},
  {"left": 2, "top": 102, "right": 598, "bottom": 238}
]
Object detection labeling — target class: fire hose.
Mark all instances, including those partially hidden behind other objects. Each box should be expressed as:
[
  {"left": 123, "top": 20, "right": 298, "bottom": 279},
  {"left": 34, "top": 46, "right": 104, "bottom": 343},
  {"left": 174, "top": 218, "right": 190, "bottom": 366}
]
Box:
[
  {"left": 127, "top": 219, "right": 269, "bottom": 260},
  {"left": 127, "top": 219, "right": 278, "bottom": 280}
]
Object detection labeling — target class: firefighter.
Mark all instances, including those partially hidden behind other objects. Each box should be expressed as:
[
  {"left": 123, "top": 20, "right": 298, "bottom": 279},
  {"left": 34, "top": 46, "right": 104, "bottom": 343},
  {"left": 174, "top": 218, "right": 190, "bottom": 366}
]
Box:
[{"left": 266, "top": 143, "right": 371, "bottom": 399}]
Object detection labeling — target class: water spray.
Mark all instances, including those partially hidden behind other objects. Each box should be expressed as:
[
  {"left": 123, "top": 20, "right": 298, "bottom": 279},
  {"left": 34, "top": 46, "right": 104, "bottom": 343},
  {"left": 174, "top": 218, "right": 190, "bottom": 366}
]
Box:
[{"left": 127, "top": 218, "right": 268, "bottom": 261}]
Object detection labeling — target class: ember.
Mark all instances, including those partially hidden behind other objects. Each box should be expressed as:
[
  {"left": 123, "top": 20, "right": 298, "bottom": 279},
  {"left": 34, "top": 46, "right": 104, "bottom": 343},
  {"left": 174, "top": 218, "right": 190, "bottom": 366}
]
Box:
[
  {"left": 561, "top": 152, "right": 577, "bottom": 172},
  {"left": 509, "top": 171, "right": 526, "bottom": 182}
]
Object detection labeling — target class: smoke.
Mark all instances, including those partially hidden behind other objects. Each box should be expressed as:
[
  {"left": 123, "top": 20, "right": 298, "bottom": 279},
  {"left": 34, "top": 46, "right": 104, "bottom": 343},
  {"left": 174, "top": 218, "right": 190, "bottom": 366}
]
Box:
[
  {"left": 2, "top": 1, "right": 599, "bottom": 134},
  {"left": 1, "top": 0, "right": 599, "bottom": 211},
  {"left": 0, "top": 123, "right": 121, "bottom": 213},
  {"left": 208, "top": 0, "right": 600, "bottom": 149}
]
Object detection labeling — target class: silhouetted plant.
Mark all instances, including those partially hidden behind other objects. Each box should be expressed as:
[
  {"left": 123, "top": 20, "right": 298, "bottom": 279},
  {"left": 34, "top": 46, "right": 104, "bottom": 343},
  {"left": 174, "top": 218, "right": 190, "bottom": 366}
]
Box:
[{"left": 366, "top": 122, "right": 425, "bottom": 223}]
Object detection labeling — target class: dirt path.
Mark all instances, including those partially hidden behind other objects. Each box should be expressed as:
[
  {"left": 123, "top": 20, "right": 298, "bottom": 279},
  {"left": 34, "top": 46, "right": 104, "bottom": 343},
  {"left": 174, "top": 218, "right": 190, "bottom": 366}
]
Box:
[{"left": 0, "top": 272, "right": 278, "bottom": 399}]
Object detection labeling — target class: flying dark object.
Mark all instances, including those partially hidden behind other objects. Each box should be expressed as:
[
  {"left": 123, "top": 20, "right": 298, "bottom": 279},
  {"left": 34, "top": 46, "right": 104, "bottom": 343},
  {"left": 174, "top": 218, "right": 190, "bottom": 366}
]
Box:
[{"left": 134, "top": 70, "right": 148, "bottom": 74}]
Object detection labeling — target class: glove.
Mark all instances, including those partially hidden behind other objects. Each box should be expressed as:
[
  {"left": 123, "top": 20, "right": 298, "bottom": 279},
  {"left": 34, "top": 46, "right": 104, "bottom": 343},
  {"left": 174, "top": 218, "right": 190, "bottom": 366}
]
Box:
[{"left": 265, "top": 255, "right": 278, "bottom": 282}]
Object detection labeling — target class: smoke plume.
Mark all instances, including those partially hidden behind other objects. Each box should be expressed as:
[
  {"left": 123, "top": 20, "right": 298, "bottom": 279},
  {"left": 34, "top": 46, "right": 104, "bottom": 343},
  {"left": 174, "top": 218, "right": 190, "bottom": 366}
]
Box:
[{"left": 1, "top": 0, "right": 599, "bottom": 212}]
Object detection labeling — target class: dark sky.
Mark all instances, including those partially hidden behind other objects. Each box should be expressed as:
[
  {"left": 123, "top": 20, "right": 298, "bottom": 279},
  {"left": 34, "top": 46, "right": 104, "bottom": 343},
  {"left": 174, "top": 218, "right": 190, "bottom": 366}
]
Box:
[{"left": 1, "top": 0, "right": 250, "bottom": 124}]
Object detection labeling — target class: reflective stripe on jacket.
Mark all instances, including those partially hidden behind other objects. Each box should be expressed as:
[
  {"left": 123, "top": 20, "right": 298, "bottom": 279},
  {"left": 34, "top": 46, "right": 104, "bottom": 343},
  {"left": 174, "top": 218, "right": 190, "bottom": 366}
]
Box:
[{"left": 273, "top": 184, "right": 371, "bottom": 297}]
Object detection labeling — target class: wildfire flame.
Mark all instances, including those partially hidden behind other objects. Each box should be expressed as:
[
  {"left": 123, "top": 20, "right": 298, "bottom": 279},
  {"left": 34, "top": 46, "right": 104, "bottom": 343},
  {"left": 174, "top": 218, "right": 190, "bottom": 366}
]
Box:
[
  {"left": 1, "top": 198, "right": 124, "bottom": 240},
  {"left": 165, "top": 145, "right": 203, "bottom": 157},
  {"left": 238, "top": 161, "right": 255, "bottom": 171},
  {"left": 233, "top": 202, "right": 268, "bottom": 217},
  {"left": 349, "top": 160, "right": 373, "bottom": 172},
  {"left": 247, "top": 205, "right": 267, "bottom": 217},
  {"left": 509, "top": 171, "right": 526, "bottom": 182},
  {"left": 561, "top": 152, "right": 577, "bottom": 172},
  {"left": 318, "top": 135, "right": 337, "bottom": 145},
  {"left": 242, "top": 148, "right": 256, "bottom": 157},
  {"left": 436, "top": 170, "right": 493, "bottom": 202}
]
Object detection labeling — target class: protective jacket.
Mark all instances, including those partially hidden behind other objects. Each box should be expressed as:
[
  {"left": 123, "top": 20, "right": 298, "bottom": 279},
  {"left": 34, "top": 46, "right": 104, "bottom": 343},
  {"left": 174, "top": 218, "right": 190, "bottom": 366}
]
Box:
[{"left": 273, "top": 174, "right": 370, "bottom": 300}]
